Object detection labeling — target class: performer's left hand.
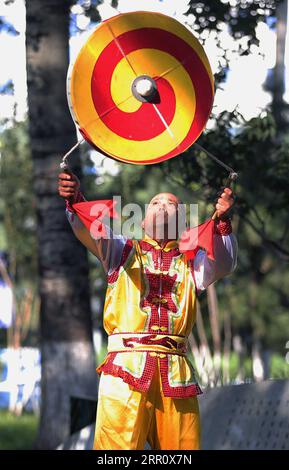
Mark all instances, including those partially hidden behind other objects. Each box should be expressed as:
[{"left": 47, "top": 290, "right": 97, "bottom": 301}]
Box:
[{"left": 215, "top": 187, "right": 234, "bottom": 220}]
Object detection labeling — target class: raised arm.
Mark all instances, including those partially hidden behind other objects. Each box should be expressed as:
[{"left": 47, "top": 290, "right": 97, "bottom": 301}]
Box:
[
  {"left": 193, "top": 187, "right": 238, "bottom": 292},
  {"left": 193, "top": 219, "right": 238, "bottom": 292},
  {"left": 58, "top": 171, "right": 126, "bottom": 274}
]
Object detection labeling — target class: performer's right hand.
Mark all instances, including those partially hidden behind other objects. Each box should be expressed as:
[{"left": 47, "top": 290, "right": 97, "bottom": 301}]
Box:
[{"left": 58, "top": 171, "right": 80, "bottom": 201}]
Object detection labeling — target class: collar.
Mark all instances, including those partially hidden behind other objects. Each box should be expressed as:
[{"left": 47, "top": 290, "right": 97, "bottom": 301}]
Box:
[{"left": 143, "top": 234, "right": 179, "bottom": 252}]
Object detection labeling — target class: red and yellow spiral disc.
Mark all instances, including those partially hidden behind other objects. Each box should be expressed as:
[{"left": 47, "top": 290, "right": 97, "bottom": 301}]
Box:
[{"left": 67, "top": 11, "right": 214, "bottom": 165}]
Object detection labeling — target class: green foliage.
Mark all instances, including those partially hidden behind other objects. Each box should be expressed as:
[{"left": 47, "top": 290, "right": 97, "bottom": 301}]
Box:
[
  {"left": 270, "top": 354, "right": 289, "bottom": 379},
  {"left": 185, "top": 0, "right": 277, "bottom": 85},
  {"left": 186, "top": 0, "right": 276, "bottom": 42},
  {"left": 1, "top": 0, "right": 287, "bottom": 373},
  {"left": 0, "top": 121, "right": 37, "bottom": 282},
  {"left": 82, "top": 108, "right": 289, "bottom": 359},
  {"left": 0, "top": 410, "right": 38, "bottom": 450},
  {"left": 189, "top": 352, "right": 289, "bottom": 385},
  {"left": 201, "top": 111, "right": 289, "bottom": 353},
  {"left": 83, "top": 1, "right": 102, "bottom": 23}
]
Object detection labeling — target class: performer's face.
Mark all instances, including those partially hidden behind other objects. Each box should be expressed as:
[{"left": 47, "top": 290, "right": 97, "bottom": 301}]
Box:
[{"left": 142, "top": 192, "right": 181, "bottom": 241}]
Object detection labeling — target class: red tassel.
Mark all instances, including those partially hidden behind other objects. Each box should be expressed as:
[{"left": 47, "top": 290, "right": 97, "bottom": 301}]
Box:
[
  {"left": 179, "top": 218, "right": 215, "bottom": 261},
  {"left": 72, "top": 199, "right": 119, "bottom": 239}
]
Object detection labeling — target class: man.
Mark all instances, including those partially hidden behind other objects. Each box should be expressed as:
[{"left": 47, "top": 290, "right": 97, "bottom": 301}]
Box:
[{"left": 58, "top": 171, "right": 237, "bottom": 450}]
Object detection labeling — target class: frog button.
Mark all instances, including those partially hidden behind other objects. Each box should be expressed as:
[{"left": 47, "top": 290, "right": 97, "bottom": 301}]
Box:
[
  {"left": 160, "top": 298, "right": 168, "bottom": 304},
  {"left": 160, "top": 326, "right": 167, "bottom": 332},
  {"left": 149, "top": 352, "right": 157, "bottom": 357},
  {"left": 159, "top": 353, "right": 166, "bottom": 359},
  {"left": 150, "top": 325, "right": 159, "bottom": 331}
]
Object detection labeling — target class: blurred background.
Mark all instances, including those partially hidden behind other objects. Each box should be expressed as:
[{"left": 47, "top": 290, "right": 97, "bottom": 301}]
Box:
[{"left": 0, "top": 0, "right": 289, "bottom": 450}]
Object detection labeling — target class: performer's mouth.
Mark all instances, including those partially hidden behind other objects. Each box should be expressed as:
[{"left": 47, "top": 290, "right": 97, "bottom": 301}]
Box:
[{"left": 153, "top": 212, "right": 169, "bottom": 225}]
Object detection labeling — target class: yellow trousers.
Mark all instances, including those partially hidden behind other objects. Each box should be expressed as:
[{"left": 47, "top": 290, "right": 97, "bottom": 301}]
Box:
[{"left": 93, "top": 359, "right": 201, "bottom": 450}]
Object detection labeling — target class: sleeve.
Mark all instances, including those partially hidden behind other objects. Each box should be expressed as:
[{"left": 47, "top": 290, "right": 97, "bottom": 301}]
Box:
[
  {"left": 193, "top": 219, "right": 238, "bottom": 292},
  {"left": 65, "top": 191, "right": 127, "bottom": 274}
]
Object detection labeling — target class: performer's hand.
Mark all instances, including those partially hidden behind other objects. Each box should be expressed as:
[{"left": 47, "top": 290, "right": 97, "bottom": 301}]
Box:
[
  {"left": 58, "top": 171, "right": 80, "bottom": 202},
  {"left": 215, "top": 187, "right": 234, "bottom": 220}
]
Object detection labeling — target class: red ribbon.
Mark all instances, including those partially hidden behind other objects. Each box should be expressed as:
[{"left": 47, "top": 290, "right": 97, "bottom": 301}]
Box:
[
  {"left": 179, "top": 218, "right": 215, "bottom": 260},
  {"left": 72, "top": 200, "right": 119, "bottom": 239}
]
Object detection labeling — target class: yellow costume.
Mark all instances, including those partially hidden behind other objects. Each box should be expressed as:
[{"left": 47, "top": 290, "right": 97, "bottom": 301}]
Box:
[
  {"left": 95, "top": 359, "right": 200, "bottom": 450},
  {"left": 94, "top": 237, "right": 201, "bottom": 449},
  {"left": 66, "top": 207, "right": 237, "bottom": 450}
]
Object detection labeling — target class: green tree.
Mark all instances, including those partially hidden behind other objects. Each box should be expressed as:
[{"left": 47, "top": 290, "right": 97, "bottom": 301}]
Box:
[
  {"left": 0, "top": 121, "right": 39, "bottom": 351},
  {"left": 0, "top": 121, "right": 37, "bottom": 282},
  {"left": 25, "top": 0, "right": 97, "bottom": 449}
]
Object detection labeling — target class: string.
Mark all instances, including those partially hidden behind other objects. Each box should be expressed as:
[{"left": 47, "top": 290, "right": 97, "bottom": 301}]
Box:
[{"left": 194, "top": 142, "right": 237, "bottom": 177}]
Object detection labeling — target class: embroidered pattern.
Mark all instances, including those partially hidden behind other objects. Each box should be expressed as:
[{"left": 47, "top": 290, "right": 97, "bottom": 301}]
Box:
[
  {"left": 122, "top": 334, "right": 187, "bottom": 353},
  {"left": 107, "top": 239, "right": 134, "bottom": 284},
  {"left": 98, "top": 352, "right": 157, "bottom": 392},
  {"left": 214, "top": 219, "right": 232, "bottom": 235},
  {"left": 101, "top": 238, "right": 201, "bottom": 397},
  {"left": 160, "top": 355, "right": 202, "bottom": 397},
  {"left": 65, "top": 189, "right": 85, "bottom": 213},
  {"left": 140, "top": 269, "right": 178, "bottom": 333}
]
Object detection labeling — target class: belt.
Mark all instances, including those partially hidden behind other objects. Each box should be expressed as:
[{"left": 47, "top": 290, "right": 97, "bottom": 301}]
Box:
[{"left": 107, "top": 333, "right": 188, "bottom": 356}]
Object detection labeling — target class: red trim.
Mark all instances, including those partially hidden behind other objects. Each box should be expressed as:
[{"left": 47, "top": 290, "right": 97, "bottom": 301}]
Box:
[
  {"left": 214, "top": 219, "right": 232, "bottom": 235},
  {"left": 139, "top": 245, "right": 181, "bottom": 333},
  {"left": 66, "top": 200, "right": 75, "bottom": 214},
  {"left": 107, "top": 239, "right": 134, "bottom": 283},
  {"left": 138, "top": 240, "right": 156, "bottom": 252},
  {"left": 97, "top": 352, "right": 202, "bottom": 398},
  {"left": 141, "top": 269, "right": 178, "bottom": 332},
  {"left": 188, "top": 258, "right": 200, "bottom": 297},
  {"left": 65, "top": 190, "right": 85, "bottom": 213},
  {"left": 159, "top": 355, "right": 203, "bottom": 398},
  {"left": 101, "top": 240, "right": 202, "bottom": 398},
  {"left": 109, "top": 332, "right": 186, "bottom": 339},
  {"left": 97, "top": 352, "right": 157, "bottom": 393},
  {"left": 138, "top": 242, "right": 180, "bottom": 273},
  {"left": 103, "top": 349, "right": 186, "bottom": 357}
]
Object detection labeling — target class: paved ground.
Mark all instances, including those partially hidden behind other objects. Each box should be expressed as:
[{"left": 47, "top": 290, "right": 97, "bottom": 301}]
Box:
[{"left": 58, "top": 379, "right": 289, "bottom": 450}]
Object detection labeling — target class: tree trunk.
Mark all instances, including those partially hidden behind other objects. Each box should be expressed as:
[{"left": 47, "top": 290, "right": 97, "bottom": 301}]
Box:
[
  {"left": 26, "top": 0, "right": 97, "bottom": 449},
  {"left": 232, "top": 334, "right": 245, "bottom": 383},
  {"left": 252, "top": 339, "right": 265, "bottom": 383},
  {"left": 207, "top": 283, "right": 222, "bottom": 384},
  {"left": 272, "top": 0, "right": 288, "bottom": 131},
  {"left": 195, "top": 300, "right": 215, "bottom": 386},
  {"left": 222, "top": 309, "right": 231, "bottom": 385}
]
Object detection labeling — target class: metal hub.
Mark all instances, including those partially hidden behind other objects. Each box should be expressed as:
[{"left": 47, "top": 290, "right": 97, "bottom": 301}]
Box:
[{"left": 131, "top": 75, "right": 158, "bottom": 103}]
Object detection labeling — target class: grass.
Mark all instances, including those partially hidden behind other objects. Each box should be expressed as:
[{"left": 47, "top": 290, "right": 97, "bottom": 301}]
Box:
[{"left": 0, "top": 410, "right": 38, "bottom": 450}]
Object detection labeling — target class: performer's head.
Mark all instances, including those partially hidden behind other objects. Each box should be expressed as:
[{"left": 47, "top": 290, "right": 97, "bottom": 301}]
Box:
[{"left": 141, "top": 192, "right": 185, "bottom": 242}]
